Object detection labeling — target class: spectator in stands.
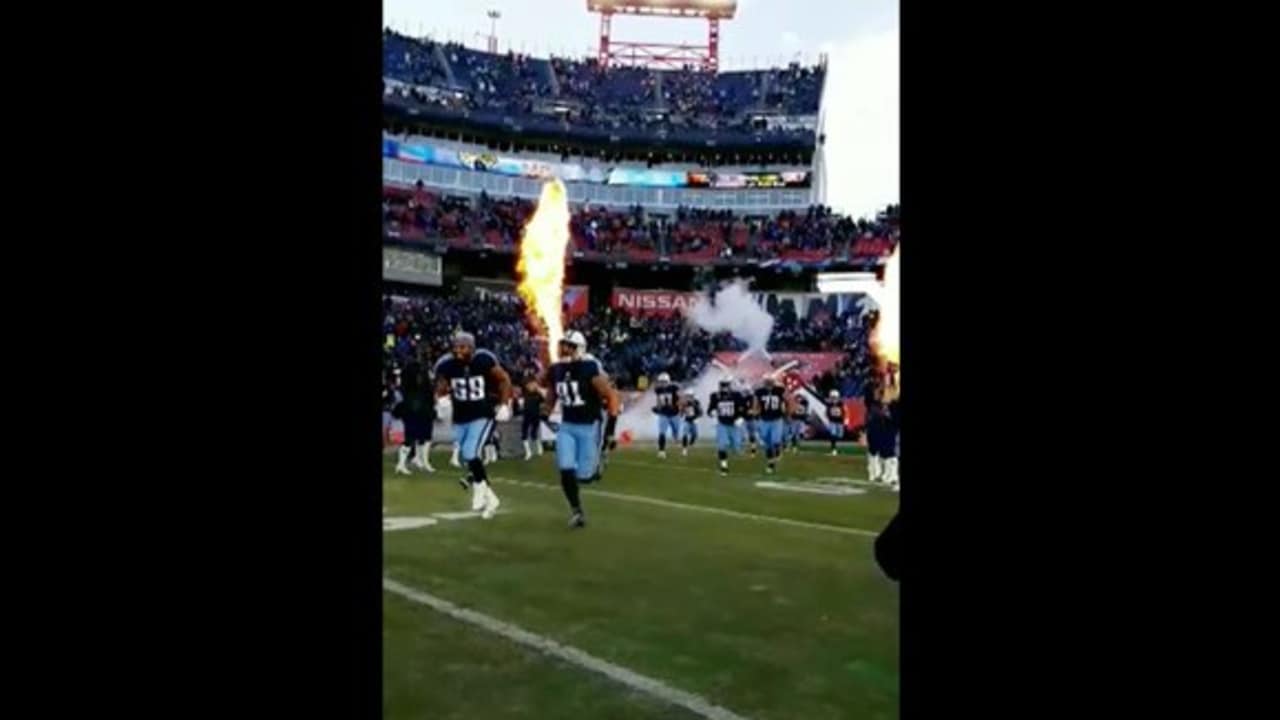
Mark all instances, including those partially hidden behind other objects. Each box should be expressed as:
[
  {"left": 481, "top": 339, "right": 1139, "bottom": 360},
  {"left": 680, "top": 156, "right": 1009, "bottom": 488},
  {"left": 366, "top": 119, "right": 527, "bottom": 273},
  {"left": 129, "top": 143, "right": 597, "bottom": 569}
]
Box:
[
  {"left": 383, "top": 30, "right": 822, "bottom": 140},
  {"left": 385, "top": 184, "right": 898, "bottom": 264}
]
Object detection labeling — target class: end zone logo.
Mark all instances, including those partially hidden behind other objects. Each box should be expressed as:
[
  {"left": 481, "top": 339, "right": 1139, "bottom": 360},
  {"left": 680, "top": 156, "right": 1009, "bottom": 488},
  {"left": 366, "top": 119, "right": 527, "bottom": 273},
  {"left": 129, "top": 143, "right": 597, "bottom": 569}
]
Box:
[{"left": 610, "top": 289, "right": 701, "bottom": 316}]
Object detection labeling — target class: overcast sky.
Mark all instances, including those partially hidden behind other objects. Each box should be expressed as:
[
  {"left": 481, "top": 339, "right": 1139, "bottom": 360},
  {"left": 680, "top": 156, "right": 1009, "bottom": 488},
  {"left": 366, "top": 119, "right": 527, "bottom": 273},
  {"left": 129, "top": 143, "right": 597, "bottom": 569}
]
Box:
[{"left": 383, "top": 0, "right": 898, "bottom": 218}]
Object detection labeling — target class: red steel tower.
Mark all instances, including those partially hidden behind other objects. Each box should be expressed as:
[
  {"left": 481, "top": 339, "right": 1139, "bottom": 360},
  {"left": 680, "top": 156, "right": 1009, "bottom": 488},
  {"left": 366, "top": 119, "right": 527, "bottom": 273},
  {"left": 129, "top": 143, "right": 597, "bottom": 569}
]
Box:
[{"left": 587, "top": 0, "right": 737, "bottom": 72}]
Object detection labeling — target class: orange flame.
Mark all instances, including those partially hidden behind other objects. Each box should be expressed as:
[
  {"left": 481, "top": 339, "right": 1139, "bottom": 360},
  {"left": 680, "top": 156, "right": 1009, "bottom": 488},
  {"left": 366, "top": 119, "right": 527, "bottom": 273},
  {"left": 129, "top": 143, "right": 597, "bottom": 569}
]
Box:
[
  {"left": 869, "top": 247, "right": 900, "bottom": 392},
  {"left": 516, "top": 179, "right": 572, "bottom": 363}
]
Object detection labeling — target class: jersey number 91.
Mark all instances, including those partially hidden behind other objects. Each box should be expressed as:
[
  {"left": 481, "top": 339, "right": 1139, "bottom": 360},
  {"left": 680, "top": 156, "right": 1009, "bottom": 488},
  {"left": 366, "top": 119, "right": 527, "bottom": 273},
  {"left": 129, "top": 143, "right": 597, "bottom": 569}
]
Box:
[{"left": 557, "top": 380, "right": 586, "bottom": 407}]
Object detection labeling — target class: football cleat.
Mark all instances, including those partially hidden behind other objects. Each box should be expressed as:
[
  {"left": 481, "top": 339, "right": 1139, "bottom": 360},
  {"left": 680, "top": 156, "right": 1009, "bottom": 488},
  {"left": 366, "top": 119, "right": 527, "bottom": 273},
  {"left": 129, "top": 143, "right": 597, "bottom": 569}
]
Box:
[
  {"left": 568, "top": 511, "right": 586, "bottom": 529},
  {"left": 471, "top": 482, "right": 488, "bottom": 512},
  {"left": 658, "top": 450, "right": 667, "bottom": 459},
  {"left": 481, "top": 488, "right": 501, "bottom": 519},
  {"left": 394, "top": 465, "right": 411, "bottom": 476}
]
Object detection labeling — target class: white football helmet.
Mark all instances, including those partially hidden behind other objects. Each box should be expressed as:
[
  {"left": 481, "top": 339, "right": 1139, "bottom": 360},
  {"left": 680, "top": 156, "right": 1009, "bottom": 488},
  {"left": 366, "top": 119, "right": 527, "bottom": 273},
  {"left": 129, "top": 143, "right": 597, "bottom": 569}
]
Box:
[
  {"left": 561, "top": 330, "right": 587, "bottom": 358},
  {"left": 828, "top": 390, "right": 840, "bottom": 400},
  {"left": 657, "top": 372, "right": 671, "bottom": 384}
]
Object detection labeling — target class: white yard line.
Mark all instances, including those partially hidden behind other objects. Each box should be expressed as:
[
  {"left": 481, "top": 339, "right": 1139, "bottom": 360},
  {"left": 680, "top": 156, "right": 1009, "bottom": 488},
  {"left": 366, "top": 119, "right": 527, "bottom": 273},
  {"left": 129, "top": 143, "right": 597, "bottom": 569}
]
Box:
[
  {"left": 489, "top": 477, "right": 878, "bottom": 538},
  {"left": 383, "top": 578, "right": 753, "bottom": 720}
]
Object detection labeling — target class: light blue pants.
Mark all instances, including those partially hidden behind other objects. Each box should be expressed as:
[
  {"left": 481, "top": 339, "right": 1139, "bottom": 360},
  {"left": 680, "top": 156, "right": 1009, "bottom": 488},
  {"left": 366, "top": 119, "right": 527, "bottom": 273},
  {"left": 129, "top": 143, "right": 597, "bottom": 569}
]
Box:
[
  {"left": 716, "top": 423, "right": 743, "bottom": 453},
  {"left": 557, "top": 421, "right": 602, "bottom": 480},
  {"left": 455, "top": 418, "right": 496, "bottom": 462},
  {"left": 656, "top": 414, "right": 682, "bottom": 441},
  {"left": 759, "top": 419, "right": 785, "bottom": 452}
]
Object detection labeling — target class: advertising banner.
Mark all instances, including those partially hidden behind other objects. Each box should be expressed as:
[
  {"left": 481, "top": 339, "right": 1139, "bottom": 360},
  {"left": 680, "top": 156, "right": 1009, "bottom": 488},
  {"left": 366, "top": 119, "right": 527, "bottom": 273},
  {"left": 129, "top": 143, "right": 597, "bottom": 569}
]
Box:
[
  {"left": 383, "top": 138, "right": 810, "bottom": 189},
  {"left": 609, "top": 288, "right": 703, "bottom": 317},
  {"left": 383, "top": 247, "right": 443, "bottom": 287},
  {"left": 563, "top": 285, "right": 590, "bottom": 319},
  {"left": 686, "top": 170, "right": 811, "bottom": 189}
]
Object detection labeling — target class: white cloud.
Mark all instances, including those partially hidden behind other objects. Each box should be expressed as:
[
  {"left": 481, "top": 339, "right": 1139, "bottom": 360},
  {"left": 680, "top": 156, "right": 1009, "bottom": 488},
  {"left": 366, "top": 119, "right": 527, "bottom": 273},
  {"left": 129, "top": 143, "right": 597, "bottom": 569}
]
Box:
[
  {"left": 819, "top": 25, "right": 899, "bottom": 219},
  {"left": 781, "top": 31, "right": 800, "bottom": 50}
]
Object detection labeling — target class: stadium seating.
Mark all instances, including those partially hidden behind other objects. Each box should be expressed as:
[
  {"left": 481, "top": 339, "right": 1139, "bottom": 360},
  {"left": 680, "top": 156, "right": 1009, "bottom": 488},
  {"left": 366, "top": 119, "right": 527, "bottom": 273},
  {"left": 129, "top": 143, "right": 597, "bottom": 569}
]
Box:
[
  {"left": 383, "top": 184, "right": 899, "bottom": 265},
  {"left": 383, "top": 30, "right": 824, "bottom": 146}
]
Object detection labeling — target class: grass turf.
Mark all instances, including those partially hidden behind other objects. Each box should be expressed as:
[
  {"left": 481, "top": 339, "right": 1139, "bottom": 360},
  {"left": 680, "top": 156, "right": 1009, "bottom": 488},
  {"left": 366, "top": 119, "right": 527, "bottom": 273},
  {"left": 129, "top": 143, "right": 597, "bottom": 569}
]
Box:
[{"left": 383, "top": 443, "right": 899, "bottom": 720}]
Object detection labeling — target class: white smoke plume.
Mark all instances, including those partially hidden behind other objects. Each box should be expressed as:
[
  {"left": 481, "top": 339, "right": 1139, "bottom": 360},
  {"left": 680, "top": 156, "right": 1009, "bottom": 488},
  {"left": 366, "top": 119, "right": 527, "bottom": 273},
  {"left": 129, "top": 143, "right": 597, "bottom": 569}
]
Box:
[
  {"left": 687, "top": 280, "right": 774, "bottom": 356},
  {"left": 616, "top": 280, "right": 775, "bottom": 442}
]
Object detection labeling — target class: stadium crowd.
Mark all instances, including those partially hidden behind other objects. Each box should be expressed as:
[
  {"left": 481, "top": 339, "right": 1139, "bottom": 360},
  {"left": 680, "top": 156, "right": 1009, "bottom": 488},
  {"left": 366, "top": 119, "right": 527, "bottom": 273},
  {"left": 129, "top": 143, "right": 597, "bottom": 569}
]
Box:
[
  {"left": 384, "top": 183, "right": 899, "bottom": 263},
  {"left": 383, "top": 30, "right": 824, "bottom": 137},
  {"left": 383, "top": 291, "right": 877, "bottom": 397}
]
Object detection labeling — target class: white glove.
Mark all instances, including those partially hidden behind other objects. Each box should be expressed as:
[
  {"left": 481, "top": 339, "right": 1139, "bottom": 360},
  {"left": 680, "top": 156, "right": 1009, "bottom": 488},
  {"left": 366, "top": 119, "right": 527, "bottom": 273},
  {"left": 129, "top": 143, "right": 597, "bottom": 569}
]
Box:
[
  {"left": 734, "top": 417, "right": 745, "bottom": 428},
  {"left": 495, "top": 403, "right": 512, "bottom": 422}
]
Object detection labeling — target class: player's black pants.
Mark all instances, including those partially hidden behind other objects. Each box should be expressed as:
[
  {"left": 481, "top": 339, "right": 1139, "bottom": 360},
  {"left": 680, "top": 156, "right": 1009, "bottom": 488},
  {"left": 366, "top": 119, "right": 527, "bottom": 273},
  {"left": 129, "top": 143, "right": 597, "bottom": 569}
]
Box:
[{"left": 521, "top": 415, "right": 541, "bottom": 442}]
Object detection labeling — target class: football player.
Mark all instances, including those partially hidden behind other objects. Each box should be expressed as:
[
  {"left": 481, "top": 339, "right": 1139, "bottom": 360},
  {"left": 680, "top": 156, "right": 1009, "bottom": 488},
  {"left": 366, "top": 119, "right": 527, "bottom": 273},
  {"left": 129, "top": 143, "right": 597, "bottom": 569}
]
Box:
[
  {"left": 825, "top": 389, "right": 845, "bottom": 456},
  {"left": 745, "top": 388, "right": 762, "bottom": 457},
  {"left": 518, "top": 379, "right": 546, "bottom": 461},
  {"left": 753, "top": 376, "right": 788, "bottom": 475},
  {"left": 679, "top": 390, "right": 702, "bottom": 457},
  {"left": 866, "top": 385, "right": 901, "bottom": 492},
  {"left": 708, "top": 378, "right": 749, "bottom": 476},
  {"left": 788, "top": 393, "right": 809, "bottom": 454},
  {"left": 394, "top": 357, "right": 436, "bottom": 474},
  {"left": 433, "top": 331, "right": 513, "bottom": 519},
  {"left": 651, "top": 372, "right": 682, "bottom": 459},
  {"left": 546, "top": 331, "right": 621, "bottom": 529}
]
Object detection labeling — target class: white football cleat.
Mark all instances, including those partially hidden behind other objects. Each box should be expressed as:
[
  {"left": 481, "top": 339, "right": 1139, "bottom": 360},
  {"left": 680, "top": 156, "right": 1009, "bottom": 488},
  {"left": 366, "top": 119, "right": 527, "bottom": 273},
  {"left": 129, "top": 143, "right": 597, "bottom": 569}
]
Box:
[
  {"left": 471, "top": 482, "right": 488, "bottom": 512},
  {"left": 450, "top": 447, "right": 462, "bottom": 468},
  {"left": 394, "top": 465, "right": 411, "bottom": 475},
  {"left": 481, "top": 488, "right": 501, "bottom": 519},
  {"left": 682, "top": 447, "right": 688, "bottom": 457},
  {"left": 658, "top": 450, "right": 667, "bottom": 459},
  {"left": 830, "top": 449, "right": 839, "bottom": 456}
]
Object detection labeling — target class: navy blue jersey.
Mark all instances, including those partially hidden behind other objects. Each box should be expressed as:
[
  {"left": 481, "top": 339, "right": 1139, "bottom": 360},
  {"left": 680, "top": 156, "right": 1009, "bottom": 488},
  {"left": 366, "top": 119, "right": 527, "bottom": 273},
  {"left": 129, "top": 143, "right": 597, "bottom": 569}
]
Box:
[
  {"left": 826, "top": 400, "right": 845, "bottom": 423},
  {"left": 708, "top": 391, "right": 749, "bottom": 426},
  {"left": 682, "top": 398, "right": 702, "bottom": 420},
  {"left": 653, "top": 383, "right": 681, "bottom": 416},
  {"left": 434, "top": 349, "right": 501, "bottom": 424},
  {"left": 550, "top": 355, "right": 606, "bottom": 425},
  {"left": 520, "top": 388, "right": 544, "bottom": 419},
  {"left": 791, "top": 397, "right": 809, "bottom": 420},
  {"left": 754, "top": 386, "right": 788, "bottom": 421}
]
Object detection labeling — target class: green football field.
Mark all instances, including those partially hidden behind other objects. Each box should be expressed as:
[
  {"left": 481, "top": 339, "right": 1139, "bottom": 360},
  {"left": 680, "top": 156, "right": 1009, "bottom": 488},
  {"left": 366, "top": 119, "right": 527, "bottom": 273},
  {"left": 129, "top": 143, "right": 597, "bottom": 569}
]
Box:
[{"left": 383, "top": 441, "right": 899, "bottom": 720}]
